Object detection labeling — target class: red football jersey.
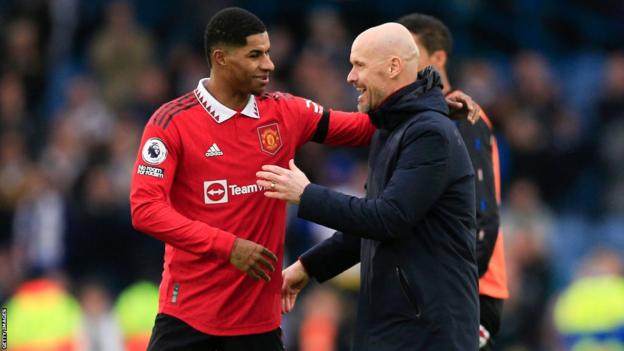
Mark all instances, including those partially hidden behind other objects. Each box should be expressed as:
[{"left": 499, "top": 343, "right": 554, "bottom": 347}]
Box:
[{"left": 130, "top": 79, "right": 373, "bottom": 336}]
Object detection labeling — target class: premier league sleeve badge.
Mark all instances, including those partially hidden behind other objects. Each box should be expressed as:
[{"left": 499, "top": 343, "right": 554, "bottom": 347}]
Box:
[{"left": 142, "top": 138, "right": 168, "bottom": 165}]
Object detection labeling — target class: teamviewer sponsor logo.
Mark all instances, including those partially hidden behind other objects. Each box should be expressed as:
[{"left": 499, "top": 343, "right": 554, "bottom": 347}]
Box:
[
  {"left": 203, "top": 180, "right": 267, "bottom": 205},
  {"left": 204, "top": 180, "right": 228, "bottom": 204}
]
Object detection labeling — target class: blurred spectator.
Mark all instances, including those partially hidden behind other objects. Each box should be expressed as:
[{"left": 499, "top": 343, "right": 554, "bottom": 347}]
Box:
[
  {"left": 0, "top": 73, "right": 36, "bottom": 146},
  {"left": 266, "top": 26, "right": 295, "bottom": 91},
  {"left": 299, "top": 286, "right": 343, "bottom": 351},
  {"left": 499, "top": 179, "right": 554, "bottom": 350},
  {"left": 108, "top": 116, "right": 141, "bottom": 204},
  {"left": 12, "top": 168, "right": 66, "bottom": 276},
  {"left": 77, "top": 280, "right": 124, "bottom": 351},
  {"left": 47, "top": 0, "right": 79, "bottom": 64},
  {"left": 5, "top": 276, "right": 82, "bottom": 351},
  {"left": 553, "top": 248, "right": 624, "bottom": 350},
  {"left": 113, "top": 281, "right": 159, "bottom": 351},
  {"left": 132, "top": 65, "right": 171, "bottom": 122},
  {"left": 66, "top": 165, "right": 134, "bottom": 286},
  {"left": 38, "top": 116, "right": 86, "bottom": 193},
  {"left": 596, "top": 52, "right": 624, "bottom": 214},
  {"left": 61, "top": 75, "right": 114, "bottom": 145},
  {"left": 2, "top": 18, "right": 46, "bottom": 110},
  {"left": 167, "top": 44, "right": 208, "bottom": 95},
  {"left": 457, "top": 59, "right": 501, "bottom": 113},
  {"left": 89, "top": 1, "right": 154, "bottom": 109},
  {"left": 0, "top": 132, "right": 32, "bottom": 246}
]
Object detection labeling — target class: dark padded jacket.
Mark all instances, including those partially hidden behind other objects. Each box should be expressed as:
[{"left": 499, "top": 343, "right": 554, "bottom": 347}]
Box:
[{"left": 300, "top": 69, "right": 479, "bottom": 350}]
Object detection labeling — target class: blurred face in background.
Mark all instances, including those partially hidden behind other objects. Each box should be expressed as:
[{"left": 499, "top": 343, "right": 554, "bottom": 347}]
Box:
[
  {"left": 411, "top": 34, "right": 447, "bottom": 73},
  {"left": 215, "top": 32, "right": 275, "bottom": 96}
]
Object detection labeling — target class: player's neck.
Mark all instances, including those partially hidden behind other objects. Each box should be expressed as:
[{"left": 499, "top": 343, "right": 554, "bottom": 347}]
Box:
[
  {"left": 439, "top": 69, "right": 452, "bottom": 94},
  {"left": 205, "top": 76, "right": 249, "bottom": 111}
]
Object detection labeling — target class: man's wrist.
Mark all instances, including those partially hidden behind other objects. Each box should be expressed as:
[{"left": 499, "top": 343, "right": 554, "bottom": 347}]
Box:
[{"left": 297, "top": 258, "right": 311, "bottom": 278}]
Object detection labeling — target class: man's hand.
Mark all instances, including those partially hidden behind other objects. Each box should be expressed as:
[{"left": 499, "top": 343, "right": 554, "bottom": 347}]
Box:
[
  {"left": 446, "top": 90, "right": 480, "bottom": 124},
  {"left": 230, "top": 238, "right": 278, "bottom": 281},
  {"left": 256, "top": 159, "right": 310, "bottom": 205},
  {"left": 282, "top": 260, "right": 310, "bottom": 313}
]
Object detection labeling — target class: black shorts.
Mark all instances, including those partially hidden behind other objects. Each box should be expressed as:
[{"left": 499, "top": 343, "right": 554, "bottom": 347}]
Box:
[
  {"left": 480, "top": 295, "right": 503, "bottom": 350},
  {"left": 147, "top": 314, "right": 285, "bottom": 351}
]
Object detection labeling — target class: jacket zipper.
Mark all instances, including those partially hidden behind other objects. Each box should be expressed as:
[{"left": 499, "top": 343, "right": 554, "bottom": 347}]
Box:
[{"left": 396, "top": 266, "right": 421, "bottom": 318}]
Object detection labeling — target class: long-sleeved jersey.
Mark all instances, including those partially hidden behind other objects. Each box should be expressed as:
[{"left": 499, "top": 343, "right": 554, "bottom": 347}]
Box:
[
  {"left": 129, "top": 78, "right": 374, "bottom": 336},
  {"left": 454, "top": 93, "right": 508, "bottom": 300}
]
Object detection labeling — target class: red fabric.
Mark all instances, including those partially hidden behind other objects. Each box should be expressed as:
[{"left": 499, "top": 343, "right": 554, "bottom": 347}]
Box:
[
  {"left": 324, "top": 109, "right": 375, "bottom": 147},
  {"left": 130, "top": 90, "right": 371, "bottom": 335}
]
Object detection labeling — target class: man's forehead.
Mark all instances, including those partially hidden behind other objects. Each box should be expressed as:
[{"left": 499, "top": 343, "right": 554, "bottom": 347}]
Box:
[
  {"left": 244, "top": 32, "right": 270, "bottom": 48},
  {"left": 350, "top": 39, "right": 368, "bottom": 61}
]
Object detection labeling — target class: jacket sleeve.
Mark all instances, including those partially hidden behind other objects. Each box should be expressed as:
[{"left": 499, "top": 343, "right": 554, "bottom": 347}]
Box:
[
  {"left": 129, "top": 111, "right": 236, "bottom": 260},
  {"left": 299, "top": 231, "right": 361, "bottom": 283},
  {"left": 298, "top": 126, "right": 449, "bottom": 241}
]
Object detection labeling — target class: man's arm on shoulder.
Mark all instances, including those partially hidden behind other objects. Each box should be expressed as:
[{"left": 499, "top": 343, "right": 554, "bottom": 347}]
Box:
[
  {"left": 279, "top": 93, "right": 375, "bottom": 147},
  {"left": 286, "top": 91, "right": 479, "bottom": 148}
]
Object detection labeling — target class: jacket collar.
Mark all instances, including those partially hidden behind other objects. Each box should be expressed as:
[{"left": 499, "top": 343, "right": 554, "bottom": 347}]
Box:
[
  {"left": 194, "top": 78, "right": 260, "bottom": 123},
  {"left": 368, "top": 66, "right": 447, "bottom": 131}
]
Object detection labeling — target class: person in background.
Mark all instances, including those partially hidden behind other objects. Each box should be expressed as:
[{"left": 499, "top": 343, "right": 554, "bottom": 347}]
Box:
[{"left": 397, "top": 13, "right": 509, "bottom": 350}]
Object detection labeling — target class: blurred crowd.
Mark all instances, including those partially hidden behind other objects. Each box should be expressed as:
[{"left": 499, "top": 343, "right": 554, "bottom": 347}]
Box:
[{"left": 0, "top": 0, "right": 623, "bottom": 350}]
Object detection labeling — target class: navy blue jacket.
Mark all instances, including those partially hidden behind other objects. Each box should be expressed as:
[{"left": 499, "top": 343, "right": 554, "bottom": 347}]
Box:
[{"left": 299, "top": 69, "right": 479, "bottom": 350}]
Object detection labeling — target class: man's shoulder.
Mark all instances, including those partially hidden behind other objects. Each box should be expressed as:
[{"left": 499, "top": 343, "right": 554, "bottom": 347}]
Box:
[
  {"left": 150, "top": 91, "right": 200, "bottom": 130},
  {"left": 257, "top": 91, "right": 296, "bottom": 102},
  {"left": 408, "top": 110, "right": 456, "bottom": 134}
]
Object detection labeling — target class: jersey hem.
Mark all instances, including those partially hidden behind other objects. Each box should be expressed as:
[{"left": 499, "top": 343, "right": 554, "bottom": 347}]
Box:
[{"left": 160, "top": 308, "right": 281, "bottom": 336}]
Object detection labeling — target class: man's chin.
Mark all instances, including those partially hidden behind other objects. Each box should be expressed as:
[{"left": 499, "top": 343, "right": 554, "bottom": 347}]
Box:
[
  {"left": 251, "top": 85, "right": 267, "bottom": 95},
  {"left": 357, "top": 103, "right": 370, "bottom": 113}
]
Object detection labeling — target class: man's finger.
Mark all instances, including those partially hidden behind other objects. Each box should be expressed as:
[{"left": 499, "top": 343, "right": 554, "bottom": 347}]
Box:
[
  {"left": 288, "top": 293, "right": 296, "bottom": 312},
  {"left": 256, "top": 171, "right": 278, "bottom": 182},
  {"left": 251, "top": 264, "right": 271, "bottom": 282},
  {"left": 257, "top": 256, "right": 276, "bottom": 272},
  {"left": 261, "top": 165, "right": 288, "bottom": 175},
  {"left": 261, "top": 247, "right": 278, "bottom": 261},
  {"left": 263, "top": 191, "right": 285, "bottom": 200},
  {"left": 247, "top": 269, "right": 261, "bottom": 281},
  {"left": 257, "top": 179, "right": 274, "bottom": 189},
  {"left": 447, "top": 100, "right": 463, "bottom": 109}
]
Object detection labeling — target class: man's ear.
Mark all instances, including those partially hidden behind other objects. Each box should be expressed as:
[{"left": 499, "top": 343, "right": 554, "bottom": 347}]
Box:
[
  {"left": 213, "top": 48, "right": 227, "bottom": 67},
  {"left": 430, "top": 50, "right": 448, "bottom": 70},
  {"left": 389, "top": 56, "right": 402, "bottom": 78}
]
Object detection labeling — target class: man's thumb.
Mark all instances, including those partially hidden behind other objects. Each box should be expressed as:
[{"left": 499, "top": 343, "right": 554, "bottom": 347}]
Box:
[{"left": 289, "top": 159, "right": 299, "bottom": 171}]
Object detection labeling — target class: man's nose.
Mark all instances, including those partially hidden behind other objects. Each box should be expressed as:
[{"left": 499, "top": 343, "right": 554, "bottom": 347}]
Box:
[
  {"left": 347, "top": 68, "right": 356, "bottom": 84},
  {"left": 261, "top": 55, "right": 275, "bottom": 72}
]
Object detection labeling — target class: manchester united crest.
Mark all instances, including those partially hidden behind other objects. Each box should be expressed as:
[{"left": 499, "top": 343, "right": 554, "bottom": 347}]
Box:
[{"left": 257, "top": 123, "right": 283, "bottom": 155}]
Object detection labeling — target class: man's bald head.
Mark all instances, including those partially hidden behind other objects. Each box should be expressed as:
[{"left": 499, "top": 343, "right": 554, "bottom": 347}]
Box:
[
  {"left": 347, "top": 23, "right": 421, "bottom": 112},
  {"left": 352, "top": 23, "right": 420, "bottom": 71}
]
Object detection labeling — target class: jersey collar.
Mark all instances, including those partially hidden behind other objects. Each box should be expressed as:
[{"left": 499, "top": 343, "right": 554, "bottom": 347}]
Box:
[{"left": 194, "top": 78, "right": 260, "bottom": 123}]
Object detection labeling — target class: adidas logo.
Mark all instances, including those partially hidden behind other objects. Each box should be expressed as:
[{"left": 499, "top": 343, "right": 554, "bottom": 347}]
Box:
[{"left": 205, "top": 143, "right": 224, "bottom": 157}]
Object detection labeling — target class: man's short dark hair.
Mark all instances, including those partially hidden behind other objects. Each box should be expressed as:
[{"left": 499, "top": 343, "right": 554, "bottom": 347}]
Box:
[
  {"left": 397, "top": 14, "right": 453, "bottom": 57},
  {"left": 204, "top": 7, "right": 267, "bottom": 66}
]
